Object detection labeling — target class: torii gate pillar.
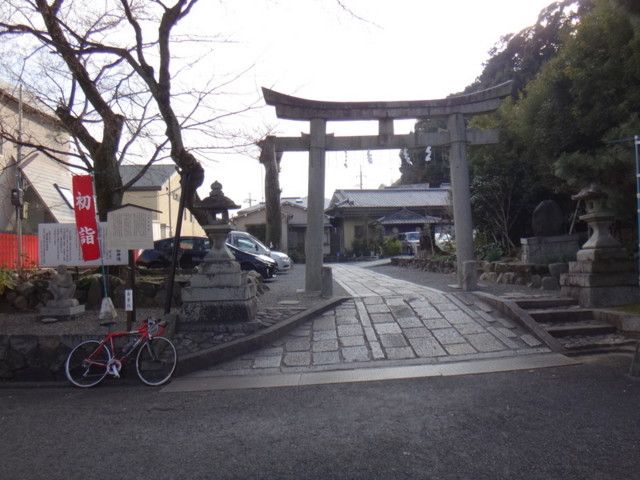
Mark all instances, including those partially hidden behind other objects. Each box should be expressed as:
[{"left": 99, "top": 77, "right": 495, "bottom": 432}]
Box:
[
  {"left": 448, "top": 113, "right": 474, "bottom": 286},
  {"left": 306, "top": 118, "right": 327, "bottom": 292}
]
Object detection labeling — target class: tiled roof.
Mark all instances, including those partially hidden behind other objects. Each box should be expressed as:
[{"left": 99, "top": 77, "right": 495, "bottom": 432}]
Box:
[
  {"left": 120, "top": 164, "right": 178, "bottom": 190},
  {"left": 328, "top": 187, "right": 451, "bottom": 210},
  {"left": 0, "top": 80, "right": 58, "bottom": 123},
  {"left": 375, "top": 208, "right": 441, "bottom": 225},
  {"left": 235, "top": 197, "right": 328, "bottom": 217}
]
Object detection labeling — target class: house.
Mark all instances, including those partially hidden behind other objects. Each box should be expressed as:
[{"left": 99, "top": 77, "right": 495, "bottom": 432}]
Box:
[
  {"left": 120, "top": 164, "right": 204, "bottom": 240},
  {"left": 232, "top": 197, "right": 332, "bottom": 257},
  {"left": 325, "top": 186, "right": 452, "bottom": 255},
  {"left": 0, "top": 83, "right": 203, "bottom": 267},
  {"left": 0, "top": 82, "right": 75, "bottom": 236}
]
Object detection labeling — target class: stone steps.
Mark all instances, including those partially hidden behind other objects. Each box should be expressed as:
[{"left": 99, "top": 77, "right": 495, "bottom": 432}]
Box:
[
  {"left": 514, "top": 297, "right": 576, "bottom": 310},
  {"left": 514, "top": 297, "right": 634, "bottom": 353}
]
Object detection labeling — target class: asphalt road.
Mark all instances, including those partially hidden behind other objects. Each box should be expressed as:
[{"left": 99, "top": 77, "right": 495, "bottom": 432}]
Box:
[{"left": 1, "top": 352, "right": 639, "bottom": 479}]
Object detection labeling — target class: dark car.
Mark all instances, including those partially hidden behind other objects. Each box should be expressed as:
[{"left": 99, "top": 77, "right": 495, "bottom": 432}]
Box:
[
  {"left": 226, "top": 243, "right": 277, "bottom": 279},
  {"left": 136, "top": 237, "right": 209, "bottom": 269},
  {"left": 136, "top": 236, "right": 277, "bottom": 278}
]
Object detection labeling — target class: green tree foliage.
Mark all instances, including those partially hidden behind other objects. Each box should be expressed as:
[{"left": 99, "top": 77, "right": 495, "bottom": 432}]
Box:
[
  {"left": 520, "top": 0, "right": 640, "bottom": 230},
  {"left": 463, "top": 2, "right": 586, "bottom": 248},
  {"left": 469, "top": 100, "right": 566, "bottom": 248},
  {"left": 398, "top": 119, "right": 450, "bottom": 186},
  {"left": 467, "top": 0, "right": 591, "bottom": 95},
  {"left": 465, "top": 0, "right": 640, "bottom": 251}
]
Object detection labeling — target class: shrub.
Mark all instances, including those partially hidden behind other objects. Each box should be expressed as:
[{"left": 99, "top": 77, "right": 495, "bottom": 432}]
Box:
[
  {"left": 0, "top": 266, "right": 16, "bottom": 295},
  {"left": 476, "top": 242, "right": 503, "bottom": 262},
  {"left": 351, "top": 238, "right": 366, "bottom": 257},
  {"left": 381, "top": 238, "right": 402, "bottom": 257}
]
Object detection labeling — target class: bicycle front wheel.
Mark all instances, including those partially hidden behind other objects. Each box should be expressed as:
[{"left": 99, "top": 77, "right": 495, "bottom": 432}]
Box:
[
  {"left": 135, "top": 337, "right": 177, "bottom": 386},
  {"left": 65, "top": 340, "right": 111, "bottom": 388}
]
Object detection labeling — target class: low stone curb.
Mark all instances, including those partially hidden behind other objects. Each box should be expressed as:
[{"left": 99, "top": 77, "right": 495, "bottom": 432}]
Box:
[{"left": 173, "top": 296, "right": 351, "bottom": 377}]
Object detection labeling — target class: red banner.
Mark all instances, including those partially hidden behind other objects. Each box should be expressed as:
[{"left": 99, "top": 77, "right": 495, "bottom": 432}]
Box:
[{"left": 72, "top": 175, "right": 101, "bottom": 261}]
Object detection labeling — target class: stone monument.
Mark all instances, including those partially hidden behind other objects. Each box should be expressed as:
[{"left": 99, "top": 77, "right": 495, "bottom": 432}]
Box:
[
  {"left": 178, "top": 182, "right": 259, "bottom": 333},
  {"left": 521, "top": 199, "right": 583, "bottom": 264},
  {"left": 560, "top": 185, "right": 639, "bottom": 307},
  {"left": 39, "top": 265, "right": 85, "bottom": 321}
]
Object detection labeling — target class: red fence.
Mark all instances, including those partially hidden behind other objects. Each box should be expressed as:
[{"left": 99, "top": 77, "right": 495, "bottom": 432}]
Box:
[{"left": 0, "top": 233, "right": 39, "bottom": 268}]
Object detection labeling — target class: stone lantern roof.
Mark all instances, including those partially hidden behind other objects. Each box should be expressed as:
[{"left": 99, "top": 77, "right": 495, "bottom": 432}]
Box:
[
  {"left": 194, "top": 181, "right": 240, "bottom": 225},
  {"left": 571, "top": 184, "right": 608, "bottom": 215}
]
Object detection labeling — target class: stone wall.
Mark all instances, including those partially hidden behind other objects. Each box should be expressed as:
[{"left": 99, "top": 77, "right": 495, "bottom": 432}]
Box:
[
  {"left": 0, "top": 274, "right": 186, "bottom": 314},
  {"left": 0, "top": 333, "right": 98, "bottom": 381},
  {"left": 390, "top": 257, "right": 566, "bottom": 291}
]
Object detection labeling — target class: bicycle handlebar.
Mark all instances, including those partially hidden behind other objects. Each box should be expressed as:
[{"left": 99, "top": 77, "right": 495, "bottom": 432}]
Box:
[{"left": 143, "top": 316, "right": 167, "bottom": 336}]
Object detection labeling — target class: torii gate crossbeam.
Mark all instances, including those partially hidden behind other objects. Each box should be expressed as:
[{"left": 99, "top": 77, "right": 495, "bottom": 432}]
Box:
[{"left": 262, "top": 81, "right": 512, "bottom": 292}]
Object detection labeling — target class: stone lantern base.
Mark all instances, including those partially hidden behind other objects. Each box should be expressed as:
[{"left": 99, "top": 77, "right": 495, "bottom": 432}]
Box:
[
  {"left": 179, "top": 258, "right": 259, "bottom": 333},
  {"left": 560, "top": 246, "right": 639, "bottom": 308}
]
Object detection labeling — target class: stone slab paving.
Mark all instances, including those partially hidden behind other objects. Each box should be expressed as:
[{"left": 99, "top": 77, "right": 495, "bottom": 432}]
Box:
[{"left": 185, "top": 264, "right": 551, "bottom": 381}]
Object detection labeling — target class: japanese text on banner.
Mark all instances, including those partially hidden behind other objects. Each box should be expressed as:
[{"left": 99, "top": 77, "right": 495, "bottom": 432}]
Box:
[{"left": 71, "top": 175, "right": 101, "bottom": 261}]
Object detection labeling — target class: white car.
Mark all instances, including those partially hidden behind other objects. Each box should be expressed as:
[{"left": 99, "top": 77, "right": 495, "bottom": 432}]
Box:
[
  {"left": 227, "top": 230, "right": 293, "bottom": 272},
  {"left": 398, "top": 231, "right": 421, "bottom": 255}
]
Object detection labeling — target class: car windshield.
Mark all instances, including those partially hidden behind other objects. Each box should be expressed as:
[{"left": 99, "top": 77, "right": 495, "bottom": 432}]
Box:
[
  {"left": 406, "top": 233, "right": 420, "bottom": 241},
  {"left": 250, "top": 236, "right": 270, "bottom": 252}
]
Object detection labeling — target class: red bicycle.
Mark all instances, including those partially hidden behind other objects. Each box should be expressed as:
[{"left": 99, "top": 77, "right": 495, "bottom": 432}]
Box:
[{"left": 65, "top": 317, "right": 178, "bottom": 388}]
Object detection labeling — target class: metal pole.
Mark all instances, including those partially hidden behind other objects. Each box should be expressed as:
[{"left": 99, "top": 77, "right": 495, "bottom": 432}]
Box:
[
  {"left": 16, "top": 86, "right": 23, "bottom": 273},
  {"left": 635, "top": 135, "right": 640, "bottom": 285},
  {"left": 164, "top": 170, "right": 189, "bottom": 314}
]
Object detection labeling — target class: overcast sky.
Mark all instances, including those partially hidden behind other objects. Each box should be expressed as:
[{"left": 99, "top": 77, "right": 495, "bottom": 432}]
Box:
[{"left": 185, "top": 0, "right": 554, "bottom": 209}]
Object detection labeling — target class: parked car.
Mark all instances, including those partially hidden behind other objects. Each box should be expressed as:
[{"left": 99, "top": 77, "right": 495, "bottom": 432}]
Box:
[
  {"left": 226, "top": 243, "right": 277, "bottom": 279},
  {"left": 398, "top": 231, "right": 421, "bottom": 255},
  {"left": 136, "top": 236, "right": 277, "bottom": 279},
  {"left": 227, "top": 230, "right": 292, "bottom": 271},
  {"left": 136, "top": 237, "right": 209, "bottom": 269}
]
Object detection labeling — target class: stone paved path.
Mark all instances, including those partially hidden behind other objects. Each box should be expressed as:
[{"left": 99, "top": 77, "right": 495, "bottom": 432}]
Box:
[{"left": 183, "top": 263, "right": 551, "bottom": 381}]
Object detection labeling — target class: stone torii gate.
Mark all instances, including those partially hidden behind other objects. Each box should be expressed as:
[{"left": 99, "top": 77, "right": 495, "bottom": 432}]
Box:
[{"left": 261, "top": 81, "right": 512, "bottom": 292}]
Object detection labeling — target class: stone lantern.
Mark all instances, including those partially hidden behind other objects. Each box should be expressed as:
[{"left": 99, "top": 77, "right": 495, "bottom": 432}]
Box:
[
  {"left": 179, "top": 181, "right": 259, "bottom": 332},
  {"left": 573, "top": 184, "right": 620, "bottom": 249},
  {"left": 560, "top": 184, "right": 639, "bottom": 307}
]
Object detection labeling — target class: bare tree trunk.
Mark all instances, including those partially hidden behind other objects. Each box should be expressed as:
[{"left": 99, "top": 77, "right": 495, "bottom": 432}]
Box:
[{"left": 258, "top": 137, "right": 282, "bottom": 249}]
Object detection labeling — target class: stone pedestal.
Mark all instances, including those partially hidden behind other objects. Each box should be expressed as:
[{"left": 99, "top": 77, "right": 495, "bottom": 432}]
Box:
[
  {"left": 38, "top": 298, "right": 85, "bottom": 321},
  {"left": 521, "top": 234, "right": 583, "bottom": 264},
  {"left": 179, "top": 224, "right": 258, "bottom": 333}
]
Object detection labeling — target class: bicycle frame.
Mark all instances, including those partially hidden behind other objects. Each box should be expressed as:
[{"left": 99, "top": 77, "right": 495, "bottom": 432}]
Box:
[{"left": 85, "top": 319, "right": 167, "bottom": 378}]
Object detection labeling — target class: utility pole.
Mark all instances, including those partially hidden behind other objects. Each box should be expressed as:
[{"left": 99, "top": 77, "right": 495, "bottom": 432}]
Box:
[{"left": 15, "top": 86, "right": 24, "bottom": 273}]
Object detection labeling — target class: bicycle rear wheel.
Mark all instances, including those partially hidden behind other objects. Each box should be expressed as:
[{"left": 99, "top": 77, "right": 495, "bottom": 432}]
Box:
[
  {"left": 135, "top": 337, "right": 177, "bottom": 386},
  {"left": 65, "top": 340, "right": 111, "bottom": 388}
]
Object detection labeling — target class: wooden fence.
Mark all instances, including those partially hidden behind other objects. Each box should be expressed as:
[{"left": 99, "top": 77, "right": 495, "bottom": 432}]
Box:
[{"left": 0, "top": 233, "right": 39, "bottom": 268}]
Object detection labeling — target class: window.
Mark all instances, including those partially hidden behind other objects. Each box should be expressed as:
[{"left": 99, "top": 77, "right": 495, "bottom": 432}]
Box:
[
  {"left": 236, "top": 237, "right": 258, "bottom": 252},
  {"left": 178, "top": 238, "right": 194, "bottom": 250},
  {"left": 54, "top": 184, "right": 74, "bottom": 208}
]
